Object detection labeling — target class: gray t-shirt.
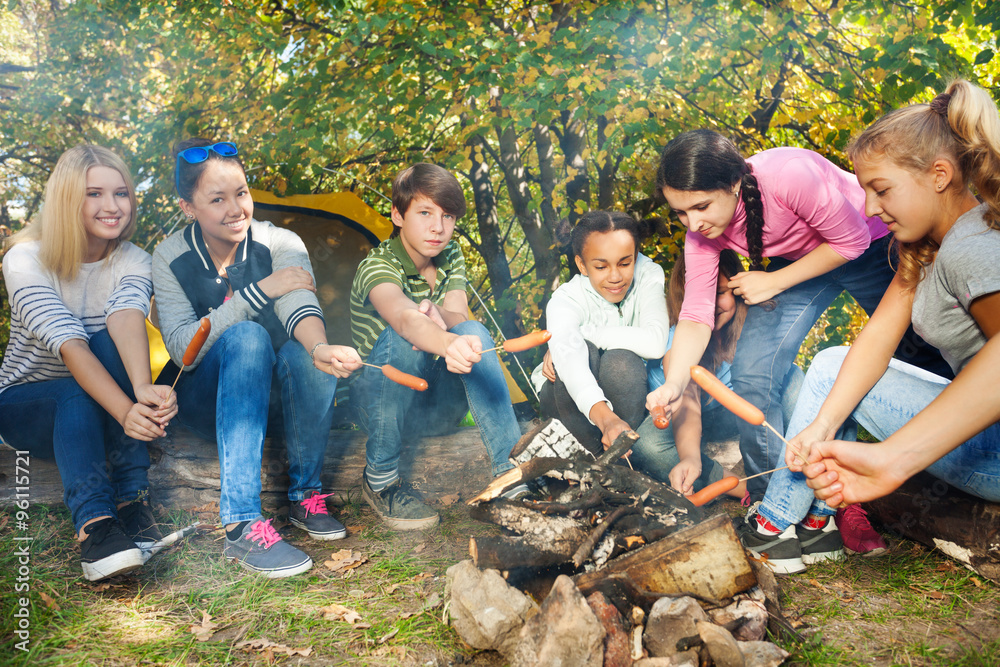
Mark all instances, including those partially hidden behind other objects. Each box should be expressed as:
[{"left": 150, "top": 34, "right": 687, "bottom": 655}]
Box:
[{"left": 911, "top": 203, "right": 1000, "bottom": 374}]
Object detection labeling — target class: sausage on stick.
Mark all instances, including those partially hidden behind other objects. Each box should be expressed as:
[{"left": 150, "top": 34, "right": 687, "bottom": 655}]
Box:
[
  {"left": 167, "top": 317, "right": 211, "bottom": 395},
  {"left": 651, "top": 405, "right": 670, "bottom": 430},
  {"left": 361, "top": 362, "right": 429, "bottom": 391},
  {"left": 481, "top": 330, "right": 552, "bottom": 354}
]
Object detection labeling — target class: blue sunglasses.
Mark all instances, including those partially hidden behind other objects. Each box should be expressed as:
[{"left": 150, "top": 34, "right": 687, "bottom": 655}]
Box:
[{"left": 174, "top": 142, "right": 240, "bottom": 193}]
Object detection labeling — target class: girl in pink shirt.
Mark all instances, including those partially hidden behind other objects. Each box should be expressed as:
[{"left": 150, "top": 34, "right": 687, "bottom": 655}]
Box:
[{"left": 647, "top": 130, "right": 950, "bottom": 504}]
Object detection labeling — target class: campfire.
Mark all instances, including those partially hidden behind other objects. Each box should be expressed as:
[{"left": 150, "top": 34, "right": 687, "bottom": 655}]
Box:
[{"left": 446, "top": 419, "right": 793, "bottom": 666}]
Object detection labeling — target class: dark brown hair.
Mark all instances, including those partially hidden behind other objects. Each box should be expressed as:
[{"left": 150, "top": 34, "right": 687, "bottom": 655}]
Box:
[
  {"left": 668, "top": 249, "right": 748, "bottom": 370},
  {"left": 390, "top": 163, "right": 466, "bottom": 237},
  {"left": 656, "top": 129, "right": 765, "bottom": 271}
]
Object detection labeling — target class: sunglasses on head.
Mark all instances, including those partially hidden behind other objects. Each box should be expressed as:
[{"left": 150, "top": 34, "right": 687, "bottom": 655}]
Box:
[{"left": 174, "top": 142, "right": 240, "bottom": 193}]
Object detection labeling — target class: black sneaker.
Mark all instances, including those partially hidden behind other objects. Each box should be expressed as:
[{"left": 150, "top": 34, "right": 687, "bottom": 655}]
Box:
[
  {"left": 289, "top": 490, "right": 347, "bottom": 540},
  {"left": 736, "top": 504, "right": 806, "bottom": 574},
  {"left": 80, "top": 517, "right": 144, "bottom": 581},
  {"left": 223, "top": 517, "right": 313, "bottom": 579},
  {"left": 118, "top": 498, "right": 164, "bottom": 554},
  {"left": 362, "top": 472, "right": 439, "bottom": 530},
  {"left": 798, "top": 515, "right": 845, "bottom": 565}
]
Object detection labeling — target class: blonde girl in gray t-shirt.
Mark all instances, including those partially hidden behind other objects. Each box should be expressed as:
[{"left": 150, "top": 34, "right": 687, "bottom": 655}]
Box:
[{"left": 735, "top": 80, "right": 1000, "bottom": 574}]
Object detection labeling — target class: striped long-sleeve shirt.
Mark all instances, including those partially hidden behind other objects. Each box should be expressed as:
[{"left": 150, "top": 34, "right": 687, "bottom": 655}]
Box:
[{"left": 0, "top": 240, "right": 153, "bottom": 394}]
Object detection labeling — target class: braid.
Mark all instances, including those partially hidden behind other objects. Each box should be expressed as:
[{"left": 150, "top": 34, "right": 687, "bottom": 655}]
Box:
[{"left": 741, "top": 170, "right": 766, "bottom": 271}]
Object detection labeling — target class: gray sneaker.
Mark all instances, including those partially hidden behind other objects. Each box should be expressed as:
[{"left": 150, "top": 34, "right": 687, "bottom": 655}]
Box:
[
  {"left": 736, "top": 503, "right": 806, "bottom": 574},
  {"left": 289, "top": 490, "right": 347, "bottom": 540},
  {"left": 362, "top": 473, "right": 439, "bottom": 530},
  {"left": 223, "top": 517, "right": 313, "bottom": 578}
]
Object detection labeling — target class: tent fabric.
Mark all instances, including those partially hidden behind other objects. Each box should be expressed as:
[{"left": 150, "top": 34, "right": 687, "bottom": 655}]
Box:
[{"left": 148, "top": 189, "right": 528, "bottom": 404}]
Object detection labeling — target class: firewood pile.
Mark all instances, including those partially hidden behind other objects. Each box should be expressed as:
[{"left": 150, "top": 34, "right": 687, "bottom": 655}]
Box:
[{"left": 445, "top": 420, "right": 794, "bottom": 666}]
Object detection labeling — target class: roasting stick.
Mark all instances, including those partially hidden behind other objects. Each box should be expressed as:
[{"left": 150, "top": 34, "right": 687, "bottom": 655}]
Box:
[
  {"left": 480, "top": 330, "right": 552, "bottom": 354},
  {"left": 360, "top": 363, "right": 429, "bottom": 391},
  {"left": 683, "top": 365, "right": 807, "bottom": 507}
]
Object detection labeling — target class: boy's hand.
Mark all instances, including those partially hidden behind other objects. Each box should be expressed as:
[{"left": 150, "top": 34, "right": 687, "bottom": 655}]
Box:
[
  {"left": 444, "top": 334, "right": 482, "bottom": 374},
  {"left": 417, "top": 299, "right": 448, "bottom": 331},
  {"left": 313, "top": 344, "right": 363, "bottom": 378}
]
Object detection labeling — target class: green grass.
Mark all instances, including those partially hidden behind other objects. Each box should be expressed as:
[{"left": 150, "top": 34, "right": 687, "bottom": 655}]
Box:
[{"left": 3, "top": 499, "right": 999, "bottom": 666}]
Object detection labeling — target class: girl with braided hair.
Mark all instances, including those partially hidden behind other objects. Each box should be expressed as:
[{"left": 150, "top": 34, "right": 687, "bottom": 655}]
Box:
[{"left": 647, "top": 129, "right": 950, "bottom": 515}]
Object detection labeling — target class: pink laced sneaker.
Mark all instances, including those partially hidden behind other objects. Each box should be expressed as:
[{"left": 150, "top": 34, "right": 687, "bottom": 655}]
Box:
[
  {"left": 836, "top": 504, "right": 887, "bottom": 556},
  {"left": 246, "top": 518, "right": 283, "bottom": 549},
  {"left": 300, "top": 492, "right": 332, "bottom": 516}
]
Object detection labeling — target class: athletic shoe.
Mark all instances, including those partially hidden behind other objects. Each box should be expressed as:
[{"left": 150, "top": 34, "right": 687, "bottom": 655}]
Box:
[
  {"left": 797, "top": 515, "right": 845, "bottom": 565},
  {"left": 501, "top": 482, "right": 532, "bottom": 500},
  {"left": 736, "top": 504, "right": 806, "bottom": 574},
  {"left": 362, "top": 472, "right": 439, "bottom": 530},
  {"left": 289, "top": 490, "right": 347, "bottom": 540},
  {"left": 836, "top": 505, "right": 888, "bottom": 556},
  {"left": 80, "top": 517, "right": 144, "bottom": 581},
  {"left": 118, "top": 498, "right": 164, "bottom": 552},
  {"left": 223, "top": 517, "right": 313, "bottom": 578}
]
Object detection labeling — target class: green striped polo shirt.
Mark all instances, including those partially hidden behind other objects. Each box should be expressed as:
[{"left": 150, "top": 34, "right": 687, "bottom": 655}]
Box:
[{"left": 350, "top": 235, "right": 467, "bottom": 361}]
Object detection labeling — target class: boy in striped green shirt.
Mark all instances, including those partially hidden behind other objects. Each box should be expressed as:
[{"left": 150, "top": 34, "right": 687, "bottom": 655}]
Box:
[{"left": 349, "top": 163, "right": 520, "bottom": 529}]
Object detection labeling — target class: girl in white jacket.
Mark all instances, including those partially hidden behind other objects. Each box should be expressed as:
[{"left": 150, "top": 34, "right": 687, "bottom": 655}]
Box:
[{"left": 534, "top": 211, "right": 669, "bottom": 454}]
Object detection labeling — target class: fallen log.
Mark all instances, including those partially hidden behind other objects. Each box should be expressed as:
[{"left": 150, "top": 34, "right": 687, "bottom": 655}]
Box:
[
  {"left": 0, "top": 424, "right": 506, "bottom": 510},
  {"left": 865, "top": 471, "right": 1000, "bottom": 583}
]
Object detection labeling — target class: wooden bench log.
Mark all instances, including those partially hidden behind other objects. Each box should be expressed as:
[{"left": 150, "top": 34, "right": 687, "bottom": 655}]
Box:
[
  {"left": 0, "top": 424, "right": 504, "bottom": 513},
  {"left": 865, "top": 471, "right": 1000, "bottom": 583}
]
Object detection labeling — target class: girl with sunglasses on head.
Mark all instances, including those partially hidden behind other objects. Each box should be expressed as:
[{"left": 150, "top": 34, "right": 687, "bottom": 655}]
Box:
[
  {"left": 152, "top": 138, "right": 362, "bottom": 578},
  {"left": 647, "top": 130, "right": 951, "bottom": 521},
  {"left": 0, "top": 145, "right": 176, "bottom": 580},
  {"left": 778, "top": 82, "right": 1000, "bottom": 555}
]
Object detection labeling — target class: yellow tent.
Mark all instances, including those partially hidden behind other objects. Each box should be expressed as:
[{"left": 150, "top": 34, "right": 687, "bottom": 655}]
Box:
[{"left": 149, "top": 190, "right": 528, "bottom": 404}]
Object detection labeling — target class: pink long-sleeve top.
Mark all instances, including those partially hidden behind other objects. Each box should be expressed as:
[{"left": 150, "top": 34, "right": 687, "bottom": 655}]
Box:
[{"left": 679, "top": 147, "right": 889, "bottom": 328}]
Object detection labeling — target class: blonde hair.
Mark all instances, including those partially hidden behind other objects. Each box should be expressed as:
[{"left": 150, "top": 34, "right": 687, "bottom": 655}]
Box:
[
  {"left": 8, "top": 145, "right": 138, "bottom": 281},
  {"left": 848, "top": 80, "right": 1000, "bottom": 288},
  {"left": 668, "top": 249, "right": 748, "bottom": 370}
]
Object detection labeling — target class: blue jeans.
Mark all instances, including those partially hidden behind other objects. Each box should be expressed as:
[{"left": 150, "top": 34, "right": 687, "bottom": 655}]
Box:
[
  {"left": 731, "top": 235, "right": 949, "bottom": 499},
  {"left": 173, "top": 321, "right": 338, "bottom": 525},
  {"left": 632, "top": 364, "right": 805, "bottom": 488},
  {"left": 351, "top": 320, "right": 518, "bottom": 480},
  {"left": 759, "top": 346, "right": 1000, "bottom": 529},
  {"left": 0, "top": 329, "right": 150, "bottom": 532}
]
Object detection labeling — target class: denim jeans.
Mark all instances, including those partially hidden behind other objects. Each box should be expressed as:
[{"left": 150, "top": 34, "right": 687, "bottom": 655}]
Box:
[
  {"left": 758, "top": 346, "right": 1000, "bottom": 529},
  {"left": 539, "top": 342, "right": 648, "bottom": 455},
  {"left": 351, "top": 320, "right": 519, "bottom": 480},
  {"left": 0, "top": 329, "right": 151, "bottom": 531},
  {"left": 173, "top": 321, "right": 338, "bottom": 525},
  {"left": 632, "top": 364, "right": 805, "bottom": 488},
  {"left": 731, "top": 235, "right": 950, "bottom": 499}
]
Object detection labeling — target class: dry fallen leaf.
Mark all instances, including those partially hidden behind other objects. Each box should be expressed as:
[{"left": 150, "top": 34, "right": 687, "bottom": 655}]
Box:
[
  {"left": 39, "top": 591, "right": 61, "bottom": 611},
  {"left": 970, "top": 576, "right": 985, "bottom": 588},
  {"left": 82, "top": 581, "right": 114, "bottom": 592},
  {"left": 439, "top": 493, "right": 460, "bottom": 506},
  {"left": 372, "top": 645, "right": 408, "bottom": 659},
  {"left": 324, "top": 549, "right": 368, "bottom": 573},
  {"left": 235, "top": 638, "right": 312, "bottom": 657},
  {"left": 189, "top": 610, "right": 220, "bottom": 642},
  {"left": 412, "top": 572, "right": 432, "bottom": 583},
  {"left": 320, "top": 603, "right": 367, "bottom": 627},
  {"left": 936, "top": 561, "right": 959, "bottom": 573},
  {"left": 385, "top": 582, "right": 405, "bottom": 595},
  {"left": 624, "top": 536, "right": 645, "bottom": 548},
  {"left": 413, "top": 543, "right": 426, "bottom": 554},
  {"left": 807, "top": 579, "right": 827, "bottom": 591}
]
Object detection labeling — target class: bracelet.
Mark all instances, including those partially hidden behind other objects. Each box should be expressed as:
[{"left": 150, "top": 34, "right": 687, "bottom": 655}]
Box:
[{"left": 309, "top": 342, "right": 325, "bottom": 360}]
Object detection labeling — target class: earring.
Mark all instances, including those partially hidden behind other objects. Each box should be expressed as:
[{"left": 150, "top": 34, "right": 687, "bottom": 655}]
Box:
[{"left": 187, "top": 214, "right": 195, "bottom": 219}]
